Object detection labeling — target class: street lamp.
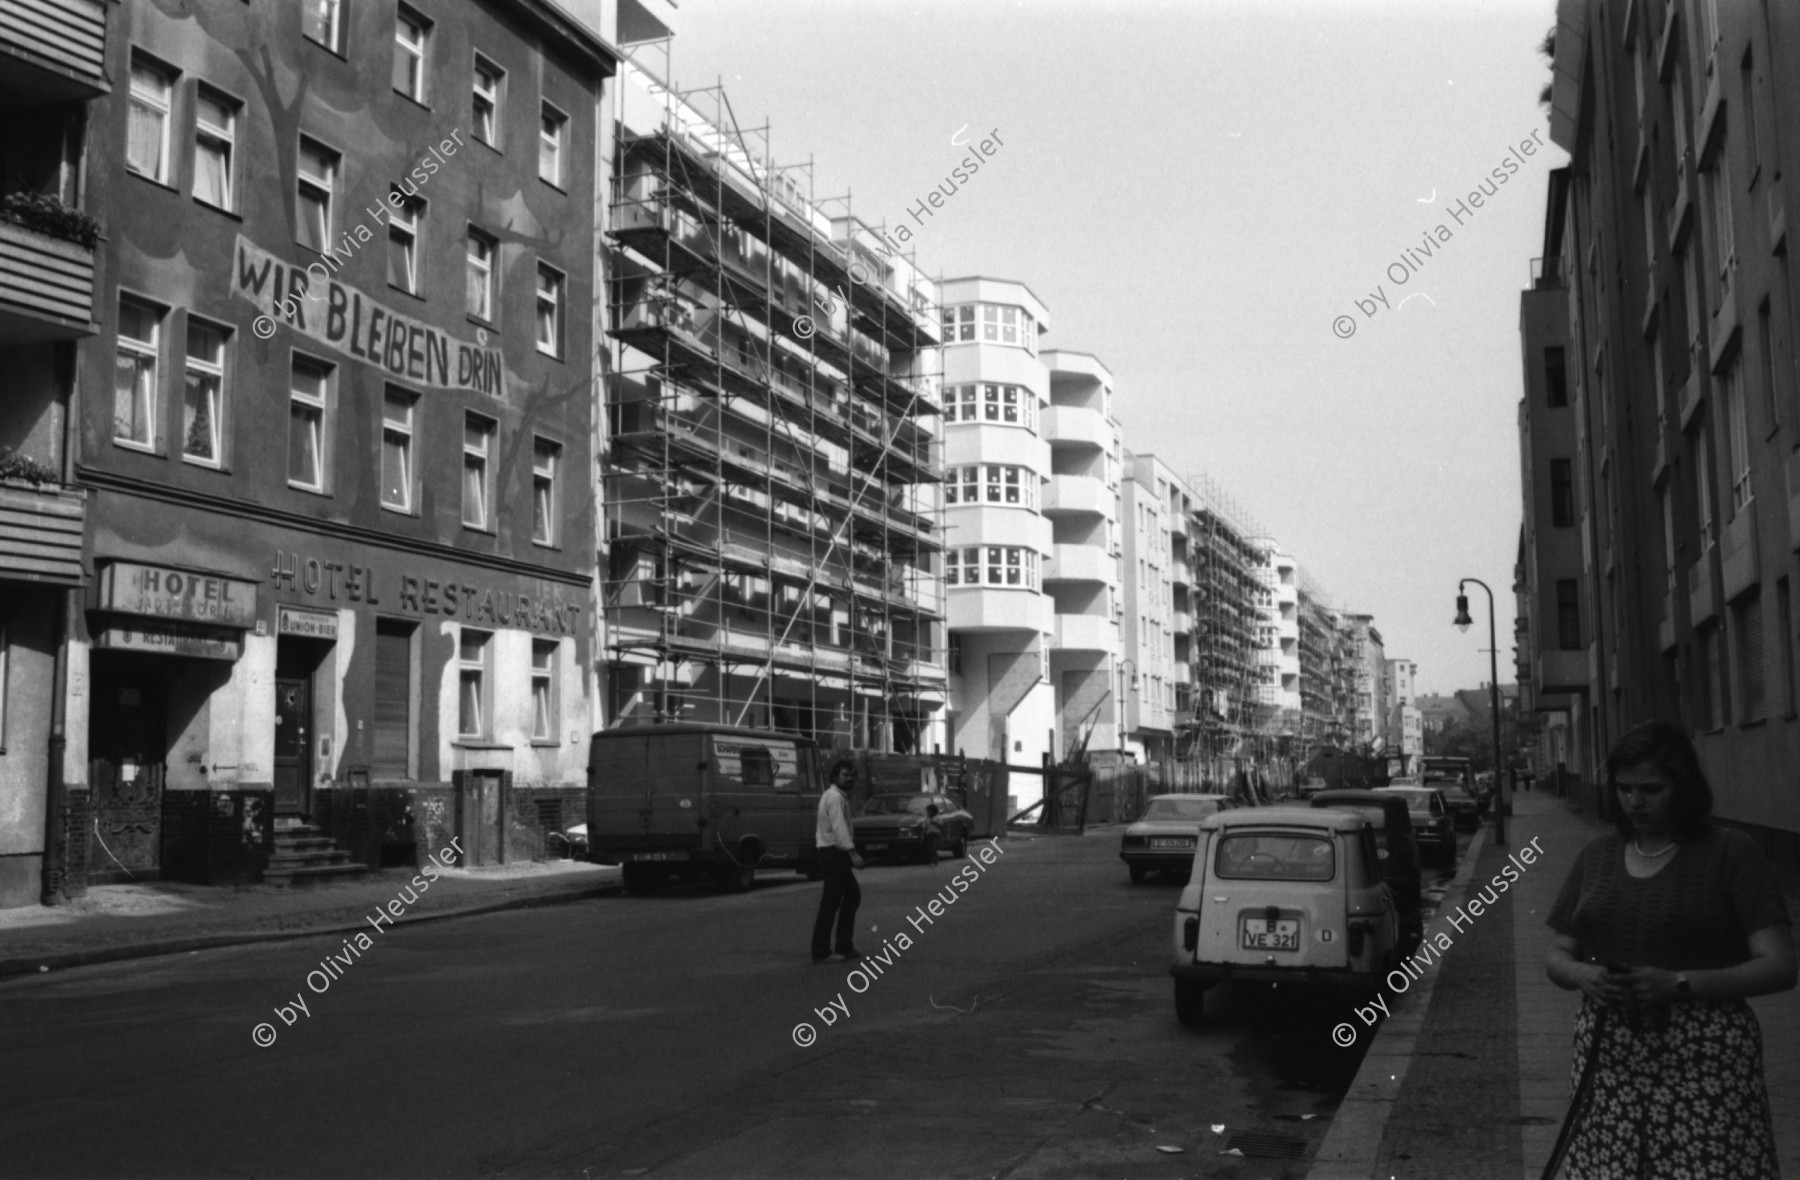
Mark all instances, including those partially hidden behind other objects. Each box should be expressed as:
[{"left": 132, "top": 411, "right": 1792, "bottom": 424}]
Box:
[{"left": 1454, "top": 579, "right": 1507, "bottom": 848}]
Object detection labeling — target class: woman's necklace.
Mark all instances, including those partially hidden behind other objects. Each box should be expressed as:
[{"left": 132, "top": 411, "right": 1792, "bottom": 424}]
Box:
[{"left": 1632, "top": 837, "right": 1677, "bottom": 858}]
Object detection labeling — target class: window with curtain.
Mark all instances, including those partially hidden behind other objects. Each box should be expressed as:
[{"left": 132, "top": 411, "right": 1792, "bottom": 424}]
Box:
[
  {"left": 114, "top": 299, "right": 160, "bottom": 448},
  {"left": 193, "top": 87, "right": 236, "bottom": 209},
  {"left": 182, "top": 319, "right": 226, "bottom": 464},
  {"left": 127, "top": 60, "right": 172, "bottom": 182}
]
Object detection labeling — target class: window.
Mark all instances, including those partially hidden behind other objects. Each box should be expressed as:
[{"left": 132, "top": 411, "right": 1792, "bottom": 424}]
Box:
[
  {"left": 1705, "top": 134, "right": 1736, "bottom": 292},
  {"left": 1735, "top": 591, "right": 1766, "bottom": 723},
  {"left": 303, "top": 0, "right": 343, "bottom": 52},
  {"left": 531, "top": 640, "right": 557, "bottom": 740},
  {"left": 1550, "top": 458, "right": 1575, "bottom": 527},
  {"left": 114, "top": 298, "right": 160, "bottom": 449},
  {"left": 127, "top": 58, "right": 173, "bottom": 183},
  {"left": 1742, "top": 49, "right": 1761, "bottom": 178},
  {"left": 539, "top": 103, "right": 566, "bottom": 186},
  {"left": 1702, "top": 623, "right": 1729, "bottom": 729},
  {"left": 1696, "top": 428, "right": 1716, "bottom": 551},
  {"left": 940, "top": 304, "right": 975, "bottom": 343},
  {"left": 380, "top": 388, "right": 415, "bottom": 511},
  {"left": 1544, "top": 346, "right": 1568, "bottom": 406},
  {"left": 372, "top": 620, "right": 414, "bottom": 777},
  {"left": 393, "top": 6, "right": 429, "bottom": 102},
  {"left": 193, "top": 87, "right": 237, "bottom": 210},
  {"left": 1758, "top": 298, "right": 1779, "bottom": 429},
  {"left": 472, "top": 56, "right": 503, "bottom": 148},
  {"left": 981, "top": 305, "right": 999, "bottom": 342},
  {"left": 1722, "top": 363, "right": 1752, "bottom": 514},
  {"left": 182, "top": 319, "right": 226, "bottom": 465},
  {"left": 297, "top": 138, "right": 337, "bottom": 254},
  {"left": 535, "top": 264, "right": 563, "bottom": 356},
  {"left": 457, "top": 629, "right": 490, "bottom": 738},
  {"left": 532, "top": 437, "right": 559, "bottom": 544},
  {"left": 466, "top": 230, "right": 495, "bottom": 320},
  {"left": 386, "top": 191, "right": 422, "bottom": 294},
  {"left": 462, "top": 414, "right": 494, "bottom": 529},
  {"left": 288, "top": 357, "right": 330, "bottom": 491},
  {"left": 1556, "top": 579, "right": 1581, "bottom": 650}
]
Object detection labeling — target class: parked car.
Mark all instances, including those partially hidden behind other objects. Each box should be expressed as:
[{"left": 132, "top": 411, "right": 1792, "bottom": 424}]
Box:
[
  {"left": 1170, "top": 807, "right": 1400, "bottom": 1026},
  {"left": 587, "top": 723, "right": 821, "bottom": 894},
  {"left": 853, "top": 793, "right": 974, "bottom": 864},
  {"left": 1428, "top": 777, "right": 1483, "bottom": 831},
  {"left": 1309, "top": 790, "right": 1423, "bottom": 951},
  {"left": 1376, "top": 785, "right": 1458, "bottom": 870},
  {"left": 1120, "top": 794, "right": 1236, "bottom": 883}
]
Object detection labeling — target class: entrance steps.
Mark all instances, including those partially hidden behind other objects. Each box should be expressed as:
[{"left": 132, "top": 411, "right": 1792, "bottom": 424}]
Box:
[{"left": 264, "top": 824, "right": 368, "bottom": 888}]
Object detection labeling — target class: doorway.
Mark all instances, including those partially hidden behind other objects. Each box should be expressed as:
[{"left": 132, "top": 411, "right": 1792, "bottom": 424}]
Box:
[
  {"left": 87, "top": 653, "right": 168, "bottom": 880},
  {"left": 273, "top": 677, "right": 312, "bottom": 815}
]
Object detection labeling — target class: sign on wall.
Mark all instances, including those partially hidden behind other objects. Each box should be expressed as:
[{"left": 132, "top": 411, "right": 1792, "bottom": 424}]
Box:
[
  {"left": 93, "top": 617, "right": 243, "bottom": 661},
  {"left": 98, "top": 562, "right": 259, "bottom": 628},
  {"left": 277, "top": 606, "right": 339, "bottom": 640}
]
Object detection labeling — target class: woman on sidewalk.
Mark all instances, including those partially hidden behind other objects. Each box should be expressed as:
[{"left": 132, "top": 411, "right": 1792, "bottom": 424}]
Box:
[{"left": 1544, "top": 722, "right": 1796, "bottom": 1179}]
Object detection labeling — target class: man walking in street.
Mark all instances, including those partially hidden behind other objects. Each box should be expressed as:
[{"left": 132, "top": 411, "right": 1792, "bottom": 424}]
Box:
[{"left": 812, "top": 757, "right": 864, "bottom": 963}]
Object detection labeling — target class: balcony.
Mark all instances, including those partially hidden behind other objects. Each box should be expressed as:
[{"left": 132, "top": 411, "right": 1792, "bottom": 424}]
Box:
[
  {"left": 1055, "top": 612, "right": 1115, "bottom": 654},
  {"left": 0, "top": 217, "right": 96, "bottom": 341},
  {"left": 1042, "top": 475, "right": 1107, "bottom": 517},
  {"left": 1687, "top": 547, "right": 1719, "bottom": 627},
  {"left": 1044, "top": 543, "right": 1110, "bottom": 584},
  {"left": 1041, "top": 404, "right": 1109, "bottom": 449},
  {"left": 0, "top": 0, "right": 108, "bottom": 106},
  {"left": 1720, "top": 501, "right": 1758, "bottom": 603},
  {"left": 0, "top": 477, "right": 84, "bottom": 586}
]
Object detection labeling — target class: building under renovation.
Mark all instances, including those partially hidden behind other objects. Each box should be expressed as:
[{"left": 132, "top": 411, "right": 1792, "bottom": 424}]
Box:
[{"left": 601, "top": 54, "right": 947, "bottom": 752}]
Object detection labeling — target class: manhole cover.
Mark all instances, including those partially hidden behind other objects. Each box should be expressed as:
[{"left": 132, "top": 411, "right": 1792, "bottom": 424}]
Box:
[{"left": 1223, "top": 1131, "right": 1307, "bottom": 1159}]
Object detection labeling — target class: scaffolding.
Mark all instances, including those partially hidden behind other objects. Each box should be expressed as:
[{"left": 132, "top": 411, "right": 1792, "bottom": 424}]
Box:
[{"left": 599, "top": 49, "right": 948, "bottom": 752}]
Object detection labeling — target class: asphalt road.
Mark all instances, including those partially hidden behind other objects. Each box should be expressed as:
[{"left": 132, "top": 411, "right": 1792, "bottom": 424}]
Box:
[{"left": 0, "top": 828, "right": 1455, "bottom": 1179}]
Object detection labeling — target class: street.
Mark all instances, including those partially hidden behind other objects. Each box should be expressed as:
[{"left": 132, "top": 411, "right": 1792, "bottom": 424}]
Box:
[{"left": 0, "top": 828, "right": 1473, "bottom": 1179}]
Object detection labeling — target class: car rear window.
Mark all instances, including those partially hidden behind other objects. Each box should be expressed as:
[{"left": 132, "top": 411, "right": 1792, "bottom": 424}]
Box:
[
  {"left": 1332, "top": 805, "right": 1385, "bottom": 829},
  {"left": 1214, "top": 834, "right": 1336, "bottom": 881}
]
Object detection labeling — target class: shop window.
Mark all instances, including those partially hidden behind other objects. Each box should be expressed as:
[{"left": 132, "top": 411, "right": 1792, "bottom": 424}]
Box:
[
  {"left": 472, "top": 55, "right": 504, "bottom": 148},
  {"left": 127, "top": 56, "right": 174, "bottom": 183},
  {"left": 193, "top": 86, "right": 238, "bottom": 211},
  {"left": 303, "top": 0, "right": 343, "bottom": 53},
  {"left": 457, "top": 629, "right": 490, "bottom": 738},
  {"left": 532, "top": 437, "right": 559, "bottom": 544},
  {"left": 531, "top": 639, "right": 557, "bottom": 740},
  {"left": 393, "top": 5, "right": 430, "bottom": 103},
  {"left": 381, "top": 388, "right": 416, "bottom": 512},
  {"left": 288, "top": 356, "right": 331, "bottom": 492},
  {"left": 114, "top": 297, "right": 161, "bottom": 450},
  {"left": 182, "top": 318, "right": 228, "bottom": 466},
  {"left": 462, "top": 413, "right": 495, "bottom": 530}
]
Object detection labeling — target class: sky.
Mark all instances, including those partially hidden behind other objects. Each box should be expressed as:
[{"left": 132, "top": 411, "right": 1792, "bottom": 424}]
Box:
[{"left": 638, "top": 0, "right": 1563, "bottom": 696}]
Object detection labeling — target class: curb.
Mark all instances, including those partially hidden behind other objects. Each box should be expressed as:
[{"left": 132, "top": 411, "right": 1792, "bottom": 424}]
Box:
[
  {"left": 0, "top": 877, "right": 622, "bottom": 981},
  {"left": 1306, "top": 824, "right": 1493, "bottom": 1179}
]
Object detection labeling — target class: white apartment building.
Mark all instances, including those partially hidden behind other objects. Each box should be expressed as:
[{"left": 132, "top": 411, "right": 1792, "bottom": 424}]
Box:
[
  {"left": 942, "top": 278, "right": 1056, "bottom": 798},
  {"left": 1385, "top": 657, "right": 1423, "bottom": 766},
  {"left": 1120, "top": 452, "right": 1180, "bottom": 760},
  {"left": 1041, "top": 351, "right": 1126, "bottom": 762},
  {"left": 1270, "top": 544, "right": 1302, "bottom": 729}
]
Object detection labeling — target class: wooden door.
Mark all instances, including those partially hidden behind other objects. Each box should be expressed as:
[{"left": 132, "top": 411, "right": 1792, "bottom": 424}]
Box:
[{"left": 273, "top": 677, "right": 312, "bottom": 814}]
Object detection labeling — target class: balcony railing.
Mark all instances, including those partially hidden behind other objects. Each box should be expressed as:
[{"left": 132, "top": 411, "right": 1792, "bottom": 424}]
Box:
[
  {"left": 0, "top": 217, "right": 96, "bottom": 340},
  {"left": 0, "top": 477, "right": 85, "bottom": 586},
  {"left": 0, "top": 0, "right": 108, "bottom": 103}
]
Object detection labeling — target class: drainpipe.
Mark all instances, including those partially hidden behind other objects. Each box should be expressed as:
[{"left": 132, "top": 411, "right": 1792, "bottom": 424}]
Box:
[{"left": 41, "top": 339, "right": 81, "bottom": 905}]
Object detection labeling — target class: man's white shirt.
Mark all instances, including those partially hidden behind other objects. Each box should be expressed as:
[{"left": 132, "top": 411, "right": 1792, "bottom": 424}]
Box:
[{"left": 816, "top": 785, "right": 854, "bottom": 850}]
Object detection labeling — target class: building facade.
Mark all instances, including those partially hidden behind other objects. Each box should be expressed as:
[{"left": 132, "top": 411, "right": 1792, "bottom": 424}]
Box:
[
  {"left": 39, "top": 0, "right": 614, "bottom": 898},
  {"left": 1528, "top": 0, "right": 1800, "bottom": 877},
  {"left": 1120, "top": 452, "right": 1179, "bottom": 760},
  {"left": 602, "top": 58, "right": 946, "bottom": 753},
  {"left": 1384, "top": 657, "right": 1423, "bottom": 767}
]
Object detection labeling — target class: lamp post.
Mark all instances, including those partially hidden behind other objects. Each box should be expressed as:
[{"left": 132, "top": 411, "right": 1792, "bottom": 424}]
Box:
[{"left": 1454, "top": 579, "right": 1507, "bottom": 848}]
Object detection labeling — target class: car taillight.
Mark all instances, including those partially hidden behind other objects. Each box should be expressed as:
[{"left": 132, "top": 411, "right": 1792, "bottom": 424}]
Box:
[{"left": 1183, "top": 916, "right": 1198, "bottom": 951}]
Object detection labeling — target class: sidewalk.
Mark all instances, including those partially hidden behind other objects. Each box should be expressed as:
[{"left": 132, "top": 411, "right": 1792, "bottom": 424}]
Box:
[
  {"left": 0, "top": 858, "right": 620, "bottom": 979},
  {"left": 1311, "top": 788, "right": 1800, "bottom": 1178}
]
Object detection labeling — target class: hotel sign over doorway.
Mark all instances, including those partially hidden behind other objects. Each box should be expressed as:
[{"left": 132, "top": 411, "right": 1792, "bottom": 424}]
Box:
[{"left": 97, "top": 561, "right": 259, "bottom": 628}]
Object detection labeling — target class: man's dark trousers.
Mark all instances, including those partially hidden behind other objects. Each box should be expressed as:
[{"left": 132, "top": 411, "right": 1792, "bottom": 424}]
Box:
[{"left": 812, "top": 847, "right": 860, "bottom": 958}]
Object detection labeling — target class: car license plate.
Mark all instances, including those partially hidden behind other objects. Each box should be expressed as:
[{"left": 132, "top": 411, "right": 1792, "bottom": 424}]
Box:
[
  {"left": 1150, "top": 837, "right": 1194, "bottom": 849},
  {"left": 630, "top": 852, "right": 675, "bottom": 861},
  {"left": 865, "top": 843, "right": 888, "bottom": 852},
  {"left": 1240, "top": 917, "right": 1300, "bottom": 951}
]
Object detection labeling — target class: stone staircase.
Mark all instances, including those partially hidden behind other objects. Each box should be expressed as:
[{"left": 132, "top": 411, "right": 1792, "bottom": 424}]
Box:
[{"left": 263, "top": 823, "right": 368, "bottom": 888}]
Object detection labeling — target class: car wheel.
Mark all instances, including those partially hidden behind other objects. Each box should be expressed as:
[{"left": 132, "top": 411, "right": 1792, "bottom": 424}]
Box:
[
  {"left": 713, "top": 863, "right": 755, "bottom": 893},
  {"left": 920, "top": 834, "right": 939, "bottom": 865},
  {"left": 1129, "top": 864, "right": 1149, "bottom": 884},
  {"left": 1174, "top": 978, "right": 1206, "bottom": 1026}
]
